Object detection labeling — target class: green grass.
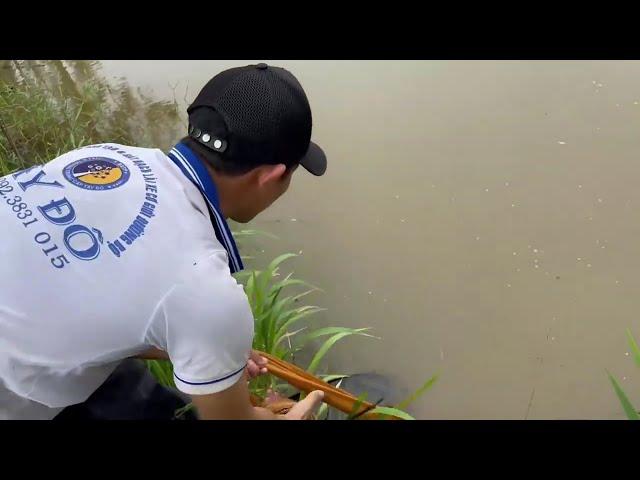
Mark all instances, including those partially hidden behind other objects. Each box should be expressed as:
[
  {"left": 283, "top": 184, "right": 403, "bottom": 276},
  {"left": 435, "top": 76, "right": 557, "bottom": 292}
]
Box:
[
  {"left": 609, "top": 329, "right": 640, "bottom": 420},
  {"left": 607, "top": 370, "right": 639, "bottom": 420},
  {"left": 0, "top": 60, "right": 182, "bottom": 177},
  {"left": 239, "top": 248, "right": 377, "bottom": 400}
]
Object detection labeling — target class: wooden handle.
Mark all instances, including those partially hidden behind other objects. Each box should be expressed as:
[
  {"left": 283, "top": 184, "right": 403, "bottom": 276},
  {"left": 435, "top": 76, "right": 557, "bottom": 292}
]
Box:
[{"left": 255, "top": 350, "right": 401, "bottom": 420}]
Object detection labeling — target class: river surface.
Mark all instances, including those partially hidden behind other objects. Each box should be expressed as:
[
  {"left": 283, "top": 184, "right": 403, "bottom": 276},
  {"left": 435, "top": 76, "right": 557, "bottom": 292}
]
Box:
[{"left": 36, "top": 60, "right": 640, "bottom": 418}]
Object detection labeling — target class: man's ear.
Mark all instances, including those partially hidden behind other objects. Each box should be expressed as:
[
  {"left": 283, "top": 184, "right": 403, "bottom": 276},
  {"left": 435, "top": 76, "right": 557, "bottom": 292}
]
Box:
[{"left": 256, "top": 164, "right": 287, "bottom": 187}]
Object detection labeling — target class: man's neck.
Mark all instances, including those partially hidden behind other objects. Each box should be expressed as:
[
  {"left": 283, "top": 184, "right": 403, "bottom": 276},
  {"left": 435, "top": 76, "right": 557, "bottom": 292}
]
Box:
[
  {"left": 203, "top": 160, "right": 233, "bottom": 219},
  {"left": 183, "top": 139, "right": 242, "bottom": 221}
]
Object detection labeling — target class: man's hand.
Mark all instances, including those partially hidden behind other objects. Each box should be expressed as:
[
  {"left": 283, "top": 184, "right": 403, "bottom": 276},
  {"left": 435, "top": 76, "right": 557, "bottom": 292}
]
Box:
[
  {"left": 190, "top": 370, "right": 324, "bottom": 420},
  {"left": 283, "top": 391, "right": 325, "bottom": 420},
  {"left": 246, "top": 350, "right": 268, "bottom": 379}
]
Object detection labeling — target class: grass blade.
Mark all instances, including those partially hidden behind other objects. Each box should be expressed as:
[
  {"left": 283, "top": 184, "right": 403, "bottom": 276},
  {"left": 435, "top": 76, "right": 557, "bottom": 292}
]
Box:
[
  {"left": 368, "top": 406, "right": 415, "bottom": 420},
  {"left": 268, "top": 279, "right": 311, "bottom": 298},
  {"left": 146, "top": 359, "right": 175, "bottom": 388},
  {"left": 267, "top": 253, "right": 298, "bottom": 273},
  {"left": 346, "top": 392, "right": 368, "bottom": 420},
  {"left": 267, "top": 272, "right": 294, "bottom": 303},
  {"left": 396, "top": 374, "right": 439, "bottom": 410},
  {"left": 290, "top": 288, "right": 321, "bottom": 304},
  {"left": 607, "top": 370, "right": 639, "bottom": 420},
  {"left": 307, "top": 331, "right": 368, "bottom": 374},
  {"left": 274, "top": 306, "right": 327, "bottom": 341},
  {"left": 233, "top": 271, "right": 252, "bottom": 283},
  {"left": 272, "top": 326, "right": 307, "bottom": 349},
  {"left": 316, "top": 402, "right": 329, "bottom": 420},
  {"left": 267, "top": 288, "right": 297, "bottom": 347},
  {"left": 320, "top": 374, "right": 350, "bottom": 383},
  {"left": 245, "top": 271, "right": 257, "bottom": 308},
  {"left": 174, "top": 403, "right": 195, "bottom": 419},
  {"left": 301, "top": 326, "right": 377, "bottom": 343},
  {"left": 254, "top": 270, "right": 269, "bottom": 312},
  {"left": 626, "top": 329, "right": 640, "bottom": 368},
  {"left": 232, "top": 229, "right": 278, "bottom": 240},
  {"left": 255, "top": 309, "right": 275, "bottom": 352}
]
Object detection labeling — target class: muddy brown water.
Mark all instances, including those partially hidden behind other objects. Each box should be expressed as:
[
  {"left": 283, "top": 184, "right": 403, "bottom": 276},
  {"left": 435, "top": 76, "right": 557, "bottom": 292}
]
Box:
[{"left": 16, "top": 60, "right": 640, "bottom": 418}]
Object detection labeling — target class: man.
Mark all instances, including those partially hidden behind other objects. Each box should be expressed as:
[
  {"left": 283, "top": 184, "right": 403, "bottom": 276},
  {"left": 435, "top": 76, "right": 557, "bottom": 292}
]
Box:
[{"left": 0, "top": 63, "right": 326, "bottom": 420}]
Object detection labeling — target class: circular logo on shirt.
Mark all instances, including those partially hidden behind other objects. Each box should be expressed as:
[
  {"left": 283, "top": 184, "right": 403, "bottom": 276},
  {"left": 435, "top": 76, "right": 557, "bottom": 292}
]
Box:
[{"left": 63, "top": 157, "right": 130, "bottom": 191}]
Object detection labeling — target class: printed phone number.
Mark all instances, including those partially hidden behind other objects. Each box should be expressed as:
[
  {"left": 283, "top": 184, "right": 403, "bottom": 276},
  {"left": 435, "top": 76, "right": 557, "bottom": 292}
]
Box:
[{"left": 0, "top": 178, "right": 70, "bottom": 269}]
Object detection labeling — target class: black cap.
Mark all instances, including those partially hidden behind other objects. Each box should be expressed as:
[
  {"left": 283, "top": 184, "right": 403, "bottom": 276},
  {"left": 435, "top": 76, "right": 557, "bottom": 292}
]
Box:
[{"left": 187, "top": 63, "right": 327, "bottom": 176}]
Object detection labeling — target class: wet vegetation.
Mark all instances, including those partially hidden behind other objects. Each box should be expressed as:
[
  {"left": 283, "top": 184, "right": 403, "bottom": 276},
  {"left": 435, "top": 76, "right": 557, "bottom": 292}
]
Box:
[{"left": 608, "top": 329, "right": 640, "bottom": 419}]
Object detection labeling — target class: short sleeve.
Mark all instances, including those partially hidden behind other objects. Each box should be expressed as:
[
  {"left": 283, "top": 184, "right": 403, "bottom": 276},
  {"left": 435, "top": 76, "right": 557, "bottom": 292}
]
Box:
[{"left": 145, "top": 250, "right": 254, "bottom": 395}]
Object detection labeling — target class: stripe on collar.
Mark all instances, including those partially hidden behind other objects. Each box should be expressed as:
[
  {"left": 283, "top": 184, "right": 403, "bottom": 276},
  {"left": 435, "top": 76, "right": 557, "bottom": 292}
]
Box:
[{"left": 167, "top": 143, "right": 244, "bottom": 274}]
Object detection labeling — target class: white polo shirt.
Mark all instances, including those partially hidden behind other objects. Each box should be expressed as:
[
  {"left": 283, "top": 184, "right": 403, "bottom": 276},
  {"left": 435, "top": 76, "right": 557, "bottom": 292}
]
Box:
[{"left": 0, "top": 142, "right": 254, "bottom": 419}]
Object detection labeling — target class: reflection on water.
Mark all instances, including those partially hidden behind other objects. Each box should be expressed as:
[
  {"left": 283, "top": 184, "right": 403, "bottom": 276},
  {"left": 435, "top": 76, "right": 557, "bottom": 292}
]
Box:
[{"left": 5, "top": 60, "right": 640, "bottom": 419}]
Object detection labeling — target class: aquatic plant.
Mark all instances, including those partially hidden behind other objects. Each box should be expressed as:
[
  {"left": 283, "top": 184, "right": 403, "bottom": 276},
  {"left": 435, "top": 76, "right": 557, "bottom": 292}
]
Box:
[{"left": 608, "top": 329, "right": 640, "bottom": 420}]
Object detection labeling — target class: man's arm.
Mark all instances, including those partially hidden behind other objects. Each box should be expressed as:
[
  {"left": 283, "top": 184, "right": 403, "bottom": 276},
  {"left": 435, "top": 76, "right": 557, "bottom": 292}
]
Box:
[
  {"left": 190, "top": 370, "right": 279, "bottom": 420},
  {"left": 133, "top": 348, "right": 279, "bottom": 419},
  {"left": 136, "top": 347, "right": 323, "bottom": 419}
]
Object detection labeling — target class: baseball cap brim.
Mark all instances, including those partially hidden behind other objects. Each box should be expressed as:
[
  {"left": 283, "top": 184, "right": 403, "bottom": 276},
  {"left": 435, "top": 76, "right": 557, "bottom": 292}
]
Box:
[{"left": 299, "top": 141, "right": 327, "bottom": 176}]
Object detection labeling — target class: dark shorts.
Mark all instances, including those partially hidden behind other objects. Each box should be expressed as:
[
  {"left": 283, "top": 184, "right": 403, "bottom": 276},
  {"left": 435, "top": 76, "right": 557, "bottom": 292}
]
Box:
[{"left": 54, "top": 359, "right": 197, "bottom": 421}]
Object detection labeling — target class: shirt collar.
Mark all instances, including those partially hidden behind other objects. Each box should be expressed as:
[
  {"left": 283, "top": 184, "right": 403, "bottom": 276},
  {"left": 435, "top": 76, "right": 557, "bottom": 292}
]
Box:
[{"left": 167, "top": 142, "right": 244, "bottom": 274}]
